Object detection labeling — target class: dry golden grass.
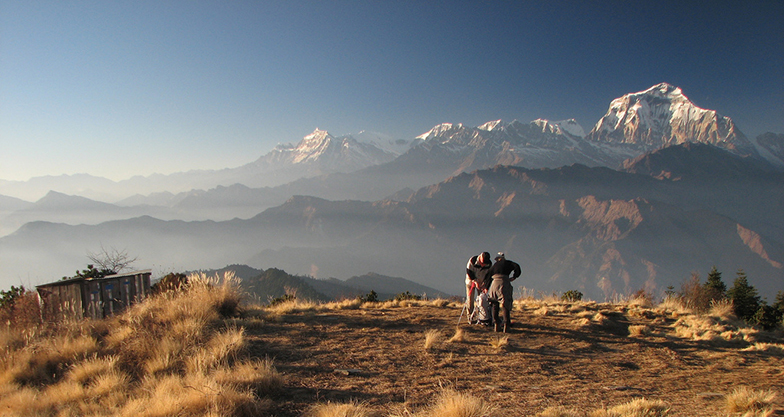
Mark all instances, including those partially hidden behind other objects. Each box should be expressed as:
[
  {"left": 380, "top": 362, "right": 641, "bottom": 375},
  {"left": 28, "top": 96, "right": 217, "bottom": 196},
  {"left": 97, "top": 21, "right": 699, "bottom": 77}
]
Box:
[
  {"left": 447, "top": 327, "right": 466, "bottom": 343},
  {"left": 67, "top": 354, "right": 119, "bottom": 385},
  {"left": 539, "top": 406, "right": 582, "bottom": 417},
  {"left": 423, "top": 329, "right": 442, "bottom": 351},
  {"left": 213, "top": 357, "right": 283, "bottom": 393},
  {"left": 428, "top": 298, "right": 451, "bottom": 308},
  {"left": 628, "top": 325, "right": 651, "bottom": 337},
  {"left": 590, "top": 398, "right": 670, "bottom": 417},
  {"left": 741, "top": 342, "right": 784, "bottom": 354},
  {"left": 626, "top": 296, "right": 653, "bottom": 309},
  {"left": 671, "top": 311, "right": 761, "bottom": 344},
  {"left": 726, "top": 387, "right": 777, "bottom": 415},
  {"left": 535, "top": 306, "right": 553, "bottom": 316},
  {"left": 304, "top": 401, "right": 376, "bottom": 417},
  {"left": 708, "top": 298, "right": 736, "bottom": 321},
  {"left": 489, "top": 335, "right": 509, "bottom": 350},
  {"left": 573, "top": 317, "right": 593, "bottom": 328},
  {"left": 0, "top": 271, "right": 280, "bottom": 417},
  {"left": 402, "top": 389, "right": 500, "bottom": 417},
  {"left": 656, "top": 297, "right": 693, "bottom": 317},
  {"left": 328, "top": 298, "right": 364, "bottom": 310},
  {"left": 3, "top": 280, "right": 782, "bottom": 416}
]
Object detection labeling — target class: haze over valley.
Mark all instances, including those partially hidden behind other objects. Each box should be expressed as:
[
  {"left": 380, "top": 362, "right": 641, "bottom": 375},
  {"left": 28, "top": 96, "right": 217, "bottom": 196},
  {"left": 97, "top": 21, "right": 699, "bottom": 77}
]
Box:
[{"left": 2, "top": 83, "right": 782, "bottom": 300}]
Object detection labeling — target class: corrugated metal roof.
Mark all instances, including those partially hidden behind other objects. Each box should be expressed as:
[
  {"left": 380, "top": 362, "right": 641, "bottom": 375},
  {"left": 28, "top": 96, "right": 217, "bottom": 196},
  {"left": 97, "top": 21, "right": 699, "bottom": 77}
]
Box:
[{"left": 36, "top": 270, "right": 152, "bottom": 289}]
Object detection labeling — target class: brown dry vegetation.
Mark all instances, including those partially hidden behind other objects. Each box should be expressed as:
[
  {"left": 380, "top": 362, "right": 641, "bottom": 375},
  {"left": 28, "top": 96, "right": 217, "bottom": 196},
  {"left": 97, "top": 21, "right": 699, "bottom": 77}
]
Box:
[
  {"left": 0, "top": 273, "right": 281, "bottom": 416},
  {"left": 245, "top": 296, "right": 783, "bottom": 416},
  {"left": 1, "top": 276, "right": 782, "bottom": 416}
]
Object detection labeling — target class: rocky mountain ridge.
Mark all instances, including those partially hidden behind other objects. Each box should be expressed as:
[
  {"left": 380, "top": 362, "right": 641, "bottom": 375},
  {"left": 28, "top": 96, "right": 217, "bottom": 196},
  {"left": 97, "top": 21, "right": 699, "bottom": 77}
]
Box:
[
  {"left": 3, "top": 142, "right": 781, "bottom": 300},
  {"left": 2, "top": 83, "right": 780, "bottom": 204},
  {"left": 586, "top": 83, "right": 756, "bottom": 155}
]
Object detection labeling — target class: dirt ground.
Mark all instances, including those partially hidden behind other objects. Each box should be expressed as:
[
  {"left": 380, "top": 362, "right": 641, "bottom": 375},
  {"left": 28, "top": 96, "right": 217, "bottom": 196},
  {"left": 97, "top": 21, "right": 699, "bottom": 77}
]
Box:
[{"left": 244, "top": 301, "right": 784, "bottom": 416}]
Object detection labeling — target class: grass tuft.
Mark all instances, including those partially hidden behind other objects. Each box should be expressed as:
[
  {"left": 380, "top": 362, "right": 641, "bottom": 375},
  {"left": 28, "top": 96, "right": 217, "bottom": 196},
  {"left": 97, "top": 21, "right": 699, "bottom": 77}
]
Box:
[
  {"left": 304, "top": 401, "right": 376, "bottom": 417},
  {"left": 489, "top": 335, "right": 509, "bottom": 350},
  {"left": 628, "top": 325, "right": 651, "bottom": 338},
  {"left": 424, "top": 329, "right": 442, "bottom": 351},
  {"left": 420, "top": 389, "right": 501, "bottom": 417},
  {"left": 740, "top": 343, "right": 784, "bottom": 354},
  {"left": 539, "top": 406, "right": 582, "bottom": 417},
  {"left": 590, "top": 397, "right": 670, "bottom": 416},
  {"left": 725, "top": 386, "right": 777, "bottom": 414},
  {"left": 708, "top": 298, "right": 735, "bottom": 321},
  {"left": 447, "top": 327, "right": 466, "bottom": 343}
]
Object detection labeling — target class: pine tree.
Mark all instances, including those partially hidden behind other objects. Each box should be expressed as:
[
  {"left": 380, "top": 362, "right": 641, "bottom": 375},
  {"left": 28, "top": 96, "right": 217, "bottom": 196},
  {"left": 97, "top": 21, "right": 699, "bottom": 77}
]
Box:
[
  {"left": 774, "top": 291, "right": 784, "bottom": 315},
  {"left": 726, "top": 270, "right": 760, "bottom": 322},
  {"left": 704, "top": 266, "right": 726, "bottom": 301},
  {"left": 771, "top": 291, "right": 784, "bottom": 328}
]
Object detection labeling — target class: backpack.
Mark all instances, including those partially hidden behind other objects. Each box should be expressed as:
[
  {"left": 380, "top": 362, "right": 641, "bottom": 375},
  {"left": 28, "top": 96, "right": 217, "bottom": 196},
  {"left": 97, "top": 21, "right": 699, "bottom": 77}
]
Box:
[{"left": 474, "top": 291, "right": 492, "bottom": 323}]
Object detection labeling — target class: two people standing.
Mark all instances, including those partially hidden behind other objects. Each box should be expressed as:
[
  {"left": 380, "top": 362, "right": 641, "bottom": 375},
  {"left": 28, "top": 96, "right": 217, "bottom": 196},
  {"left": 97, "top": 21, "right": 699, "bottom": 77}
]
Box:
[{"left": 465, "top": 251, "right": 521, "bottom": 333}]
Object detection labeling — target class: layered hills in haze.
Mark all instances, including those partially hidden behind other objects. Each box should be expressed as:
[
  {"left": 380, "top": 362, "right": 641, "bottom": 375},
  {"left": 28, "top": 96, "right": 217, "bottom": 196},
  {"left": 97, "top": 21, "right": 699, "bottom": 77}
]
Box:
[{"left": 1, "top": 83, "right": 782, "bottom": 300}]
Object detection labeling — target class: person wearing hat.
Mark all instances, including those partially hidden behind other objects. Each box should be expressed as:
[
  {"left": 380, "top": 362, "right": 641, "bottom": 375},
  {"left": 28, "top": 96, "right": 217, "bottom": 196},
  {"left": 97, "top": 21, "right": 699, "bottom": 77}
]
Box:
[
  {"left": 486, "top": 252, "right": 521, "bottom": 333},
  {"left": 465, "top": 251, "right": 492, "bottom": 318}
]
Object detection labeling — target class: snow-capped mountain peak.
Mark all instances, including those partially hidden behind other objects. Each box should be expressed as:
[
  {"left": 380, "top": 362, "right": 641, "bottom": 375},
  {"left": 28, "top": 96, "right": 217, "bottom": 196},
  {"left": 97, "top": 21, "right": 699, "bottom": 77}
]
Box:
[
  {"left": 478, "top": 120, "right": 504, "bottom": 131},
  {"left": 643, "top": 82, "right": 683, "bottom": 99},
  {"left": 353, "top": 130, "right": 413, "bottom": 155},
  {"left": 416, "top": 123, "right": 464, "bottom": 140},
  {"left": 303, "top": 128, "right": 332, "bottom": 143},
  {"left": 293, "top": 128, "right": 335, "bottom": 163},
  {"left": 251, "top": 128, "right": 399, "bottom": 178},
  {"left": 586, "top": 83, "right": 756, "bottom": 157},
  {"left": 553, "top": 119, "right": 586, "bottom": 138}
]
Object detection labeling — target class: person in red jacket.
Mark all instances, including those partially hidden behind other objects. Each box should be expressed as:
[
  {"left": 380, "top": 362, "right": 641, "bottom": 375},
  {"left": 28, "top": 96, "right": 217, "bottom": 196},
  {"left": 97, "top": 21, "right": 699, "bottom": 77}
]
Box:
[{"left": 486, "top": 252, "right": 521, "bottom": 333}]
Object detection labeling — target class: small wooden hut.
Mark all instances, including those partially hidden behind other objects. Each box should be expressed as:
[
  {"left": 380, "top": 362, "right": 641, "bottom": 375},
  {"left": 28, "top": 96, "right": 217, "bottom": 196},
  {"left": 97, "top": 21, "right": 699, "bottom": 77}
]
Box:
[{"left": 36, "top": 270, "right": 152, "bottom": 320}]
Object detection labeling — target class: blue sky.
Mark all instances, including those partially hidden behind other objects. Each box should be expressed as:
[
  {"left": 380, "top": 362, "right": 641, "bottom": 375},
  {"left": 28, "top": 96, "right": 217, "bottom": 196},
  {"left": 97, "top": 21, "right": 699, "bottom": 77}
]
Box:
[{"left": 2, "top": 1, "right": 782, "bottom": 182}]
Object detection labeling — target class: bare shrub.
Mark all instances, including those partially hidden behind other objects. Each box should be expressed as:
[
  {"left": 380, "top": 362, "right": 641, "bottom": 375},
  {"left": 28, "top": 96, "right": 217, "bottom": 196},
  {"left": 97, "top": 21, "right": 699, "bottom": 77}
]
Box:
[
  {"left": 0, "top": 290, "right": 41, "bottom": 329},
  {"left": 151, "top": 272, "right": 188, "bottom": 294},
  {"left": 679, "top": 273, "right": 711, "bottom": 313},
  {"left": 86, "top": 245, "right": 138, "bottom": 273}
]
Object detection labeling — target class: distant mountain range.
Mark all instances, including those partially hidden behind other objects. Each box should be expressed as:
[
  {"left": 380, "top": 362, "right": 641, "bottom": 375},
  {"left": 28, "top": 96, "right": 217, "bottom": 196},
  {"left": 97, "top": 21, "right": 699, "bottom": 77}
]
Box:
[
  {"left": 3, "top": 142, "right": 781, "bottom": 299},
  {"left": 1, "top": 83, "right": 782, "bottom": 300},
  {"left": 194, "top": 265, "right": 454, "bottom": 302},
  {"left": 2, "top": 82, "right": 781, "bottom": 205}
]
